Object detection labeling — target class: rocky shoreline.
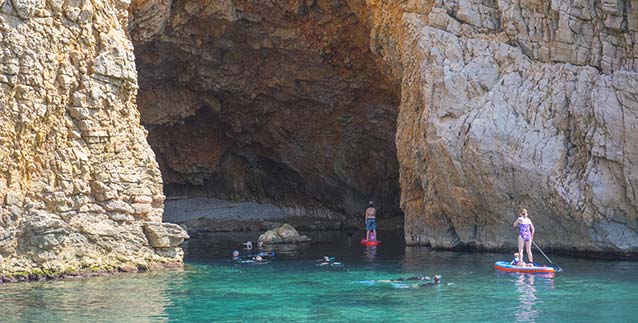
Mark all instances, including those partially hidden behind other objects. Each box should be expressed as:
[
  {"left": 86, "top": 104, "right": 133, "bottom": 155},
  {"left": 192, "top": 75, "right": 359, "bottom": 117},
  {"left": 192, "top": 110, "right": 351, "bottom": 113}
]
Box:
[
  {"left": 164, "top": 197, "right": 404, "bottom": 235},
  {"left": 0, "top": 261, "right": 184, "bottom": 284},
  {"left": 2, "top": 0, "right": 637, "bottom": 278},
  {"left": 164, "top": 197, "right": 349, "bottom": 234}
]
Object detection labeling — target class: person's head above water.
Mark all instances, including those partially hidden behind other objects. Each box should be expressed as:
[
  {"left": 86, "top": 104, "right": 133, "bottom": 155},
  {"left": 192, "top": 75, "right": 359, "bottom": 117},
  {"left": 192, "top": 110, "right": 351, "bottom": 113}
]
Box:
[
  {"left": 255, "top": 256, "right": 263, "bottom": 261},
  {"left": 433, "top": 275, "right": 442, "bottom": 283},
  {"left": 323, "top": 256, "right": 330, "bottom": 262},
  {"left": 232, "top": 250, "right": 240, "bottom": 257}
]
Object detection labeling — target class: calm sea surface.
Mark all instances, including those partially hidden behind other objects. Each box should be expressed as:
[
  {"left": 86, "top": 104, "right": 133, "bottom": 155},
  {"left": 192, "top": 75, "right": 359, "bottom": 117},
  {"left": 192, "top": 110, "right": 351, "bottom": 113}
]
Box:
[{"left": 1, "top": 231, "right": 636, "bottom": 322}]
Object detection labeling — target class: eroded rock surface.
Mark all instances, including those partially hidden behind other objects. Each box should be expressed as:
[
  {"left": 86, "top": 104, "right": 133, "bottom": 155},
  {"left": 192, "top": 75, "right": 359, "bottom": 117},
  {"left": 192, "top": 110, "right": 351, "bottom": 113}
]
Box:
[
  {"left": 0, "top": 0, "right": 187, "bottom": 279},
  {"left": 359, "top": 0, "right": 638, "bottom": 255},
  {"left": 258, "top": 223, "right": 311, "bottom": 244},
  {"left": 2, "top": 0, "right": 637, "bottom": 281},
  {"left": 129, "top": 0, "right": 638, "bottom": 255},
  {"left": 129, "top": 0, "right": 402, "bottom": 220}
]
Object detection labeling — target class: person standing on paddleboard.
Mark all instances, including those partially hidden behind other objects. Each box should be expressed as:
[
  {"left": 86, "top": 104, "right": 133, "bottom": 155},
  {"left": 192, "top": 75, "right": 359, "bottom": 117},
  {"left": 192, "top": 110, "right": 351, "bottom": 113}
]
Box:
[
  {"left": 513, "top": 208, "right": 535, "bottom": 264},
  {"left": 365, "top": 201, "right": 377, "bottom": 241}
]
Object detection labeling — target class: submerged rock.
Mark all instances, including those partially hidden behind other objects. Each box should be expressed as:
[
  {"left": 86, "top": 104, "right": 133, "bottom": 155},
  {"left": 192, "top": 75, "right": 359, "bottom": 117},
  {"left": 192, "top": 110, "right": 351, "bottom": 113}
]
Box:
[{"left": 259, "top": 224, "right": 311, "bottom": 244}]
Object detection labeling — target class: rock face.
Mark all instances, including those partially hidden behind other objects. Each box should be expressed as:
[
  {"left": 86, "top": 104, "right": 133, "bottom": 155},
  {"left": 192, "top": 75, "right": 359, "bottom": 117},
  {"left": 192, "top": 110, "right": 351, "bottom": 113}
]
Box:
[
  {"left": 358, "top": 0, "right": 638, "bottom": 255},
  {"left": 128, "top": 0, "right": 638, "bottom": 255},
  {"left": 131, "top": 0, "right": 638, "bottom": 255},
  {"left": 0, "top": 0, "right": 187, "bottom": 278},
  {"left": 2, "top": 0, "right": 637, "bottom": 276},
  {"left": 129, "top": 0, "right": 402, "bottom": 220},
  {"left": 258, "top": 224, "right": 311, "bottom": 244}
]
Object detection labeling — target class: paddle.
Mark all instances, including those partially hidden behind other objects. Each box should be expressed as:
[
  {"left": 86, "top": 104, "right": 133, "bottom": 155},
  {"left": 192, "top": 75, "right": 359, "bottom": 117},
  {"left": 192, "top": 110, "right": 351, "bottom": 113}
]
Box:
[{"left": 532, "top": 240, "right": 563, "bottom": 272}]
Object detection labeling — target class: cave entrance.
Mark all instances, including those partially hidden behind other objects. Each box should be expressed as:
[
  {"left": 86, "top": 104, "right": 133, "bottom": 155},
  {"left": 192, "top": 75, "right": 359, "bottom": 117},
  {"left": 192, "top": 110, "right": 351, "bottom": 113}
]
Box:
[{"left": 130, "top": 0, "right": 402, "bottom": 231}]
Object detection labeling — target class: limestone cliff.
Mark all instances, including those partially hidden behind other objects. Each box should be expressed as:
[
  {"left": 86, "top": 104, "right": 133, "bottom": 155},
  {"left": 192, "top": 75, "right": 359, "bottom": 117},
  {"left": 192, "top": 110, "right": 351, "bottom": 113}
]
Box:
[
  {"left": 129, "top": 0, "right": 402, "bottom": 220},
  {"left": 0, "top": 0, "right": 187, "bottom": 279},
  {"left": 129, "top": 0, "right": 638, "bottom": 256},
  {"left": 2, "top": 0, "right": 637, "bottom": 277},
  {"left": 359, "top": 0, "right": 638, "bottom": 255}
]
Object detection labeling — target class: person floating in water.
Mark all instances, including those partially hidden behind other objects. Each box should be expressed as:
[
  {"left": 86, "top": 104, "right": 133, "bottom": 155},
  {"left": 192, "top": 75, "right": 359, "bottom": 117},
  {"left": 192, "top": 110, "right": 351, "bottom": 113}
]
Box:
[
  {"left": 374, "top": 275, "right": 430, "bottom": 283},
  {"left": 418, "top": 274, "right": 443, "bottom": 287},
  {"left": 317, "top": 256, "right": 343, "bottom": 267},
  {"left": 232, "top": 250, "right": 241, "bottom": 260},
  {"left": 257, "top": 250, "right": 276, "bottom": 257},
  {"left": 365, "top": 201, "right": 377, "bottom": 241},
  {"left": 243, "top": 241, "right": 253, "bottom": 250},
  {"left": 513, "top": 208, "right": 535, "bottom": 264},
  {"left": 368, "top": 274, "right": 447, "bottom": 287},
  {"left": 240, "top": 254, "right": 269, "bottom": 264},
  {"left": 394, "top": 275, "right": 429, "bottom": 282}
]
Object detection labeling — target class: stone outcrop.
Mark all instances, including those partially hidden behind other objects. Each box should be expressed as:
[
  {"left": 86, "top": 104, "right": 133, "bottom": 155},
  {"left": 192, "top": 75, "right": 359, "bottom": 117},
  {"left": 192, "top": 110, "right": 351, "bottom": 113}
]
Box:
[
  {"left": 258, "top": 224, "right": 311, "bottom": 244},
  {"left": 0, "top": 0, "right": 187, "bottom": 279},
  {"left": 132, "top": 0, "right": 638, "bottom": 256},
  {"left": 2, "top": 0, "right": 638, "bottom": 276},
  {"left": 129, "top": 0, "right": 402, "bottom": 220},
  {"left": 358, "top": 0, "right": 638, "bottom": 255}
]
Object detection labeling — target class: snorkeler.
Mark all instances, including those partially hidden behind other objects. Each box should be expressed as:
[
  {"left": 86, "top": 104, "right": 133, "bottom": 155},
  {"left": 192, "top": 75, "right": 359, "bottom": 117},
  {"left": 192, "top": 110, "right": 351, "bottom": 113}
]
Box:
[
  {"left": 373, "top": 275, "right": 430, "bottom": 283},
  {"left": 317, "top": 256, "right": 343, "bottom": 267},
  {"left": 418, "top": 274, "right": 444, "bottom": 287},
  {"left": 394, "top": 275, "right": 430, "bottom": 282},
  {"left": 240, "top": 254, "right": 269, "bottom": 264},
  {"left": 243, "top": 241, "right": 253, "bottom": 249},
  {"left": 257, "top": 251, "right": 276, "bottom": 257}
]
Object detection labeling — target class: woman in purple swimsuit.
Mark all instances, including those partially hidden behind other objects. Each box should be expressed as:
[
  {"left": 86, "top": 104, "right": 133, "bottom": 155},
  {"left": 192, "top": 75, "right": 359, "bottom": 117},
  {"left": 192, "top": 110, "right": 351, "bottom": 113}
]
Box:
[{"left": 513, "top": 208, "right": 535, "bottom": 264}]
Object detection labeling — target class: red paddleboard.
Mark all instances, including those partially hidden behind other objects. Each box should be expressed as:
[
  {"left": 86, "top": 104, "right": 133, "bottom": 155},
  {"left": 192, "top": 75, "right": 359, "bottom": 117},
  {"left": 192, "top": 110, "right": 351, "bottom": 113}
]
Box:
[
  {"left": 360, "top": 239, "right": 381, "bottom": 246},
  {"left": 494, "top": 261, "right": 555, "bottom": 274}
]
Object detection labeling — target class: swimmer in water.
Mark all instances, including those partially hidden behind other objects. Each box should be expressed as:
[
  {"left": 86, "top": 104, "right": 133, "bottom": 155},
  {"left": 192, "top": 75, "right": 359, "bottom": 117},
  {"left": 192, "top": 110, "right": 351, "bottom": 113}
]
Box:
[
  {"left": 374, "top": 275, "right": 430, "bottom": 283},
  {"left": 257, "top": 251, "right": 276, "bottom": 257},
  {"left": 241, "top": 255, "right": 269, "bottom": 264},
  {"left": 232, "top": 250, "right": 240, "bottom": 260},
  {"left": 257, "top": 240, "right": 264, "bottom": 249},
  {"left": 317, "top": 256, "right": 343, "bottom": 267},
  {"left": 418, "top": 274, "right": 444, "bottom": 287},
  {"left": 243, "top": 241, "right": 253, "bottom": 249},
  {"left": 394, "top": 275, "right": 430, "bottom": 282}
]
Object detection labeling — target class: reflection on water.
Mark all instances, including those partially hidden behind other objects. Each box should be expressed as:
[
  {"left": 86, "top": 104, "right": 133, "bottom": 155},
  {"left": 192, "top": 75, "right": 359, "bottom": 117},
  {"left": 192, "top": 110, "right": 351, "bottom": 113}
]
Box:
[
  {"left": 0, "top": 231, "right": 637, "bottom": 323},
  {"left": 364, "top": 246, "right": 377, "bottom": 261},
  {"left": 0, "top": 271, "right": 179, "bottom": 322},
  {"left": 513, "top": 273, "right": 557, "bottom": 323},
  {"left": 515, "top": 274, "right": 539, "bottom": 322}
]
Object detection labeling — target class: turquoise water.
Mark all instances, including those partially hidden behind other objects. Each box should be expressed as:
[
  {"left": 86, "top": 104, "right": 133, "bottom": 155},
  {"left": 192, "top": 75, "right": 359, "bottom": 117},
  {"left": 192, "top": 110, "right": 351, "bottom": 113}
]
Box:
[{"left": 1, "top": 231, "right": 637, "bottom": 322}]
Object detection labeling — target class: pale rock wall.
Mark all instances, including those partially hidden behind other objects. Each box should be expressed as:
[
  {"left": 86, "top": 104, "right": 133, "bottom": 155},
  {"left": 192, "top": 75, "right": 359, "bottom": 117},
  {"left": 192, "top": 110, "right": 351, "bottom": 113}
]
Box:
[
  {"left": 0, "top": 0, "right": 187, "bottom": 278},
  {"left": 359, "top": 0, "right": 638, "bottom": 255}
]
